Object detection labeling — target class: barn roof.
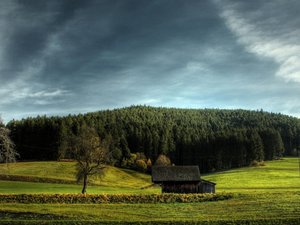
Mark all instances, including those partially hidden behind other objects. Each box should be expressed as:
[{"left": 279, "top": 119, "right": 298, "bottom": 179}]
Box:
[
  {"left": 201, "top": 178, "right": 216, "bottom": 185},
  {"left": 152, "top": 166, "right": 201, "bottom": 183}
]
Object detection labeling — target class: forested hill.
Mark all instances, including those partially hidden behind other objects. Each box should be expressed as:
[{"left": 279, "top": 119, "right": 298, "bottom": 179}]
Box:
[{"left": 7, "top": 106, "right": 300, "bottom": 172}]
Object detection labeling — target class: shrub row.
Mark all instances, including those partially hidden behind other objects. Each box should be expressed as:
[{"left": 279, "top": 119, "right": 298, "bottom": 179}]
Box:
[
  {"left": 0, "top": 193, "right": 233, "bottom": 204},
  {"left": 0, "top": 174, "right": 76, "bottom": 185},
  {"left": 1, "top": 218, "right": 300, "bottom": 225}
]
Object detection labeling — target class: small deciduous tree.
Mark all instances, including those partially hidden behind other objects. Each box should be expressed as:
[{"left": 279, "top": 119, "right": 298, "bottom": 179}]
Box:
[
  {"left": 69, "top": 124, "right": 110, "bottom": 194},
  {"left": 135, "top": 159, "right": 147, "bottom": 172},
  {"left": 121, "top": 153, "right": 137, "bottom": 168},
  {"left": 146, "top": 158, "right": 152, "bottom": 173},
  {"left": 155, "top": 154, "right": 171, "bottom": 166},
  {"left": 0, "top": 119, "right": 19, "bottom": 164}
]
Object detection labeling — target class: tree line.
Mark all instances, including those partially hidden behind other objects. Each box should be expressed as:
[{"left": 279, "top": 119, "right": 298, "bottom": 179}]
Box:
[{"left": 6, "top": 106, "right": 300, "bottom": 172}]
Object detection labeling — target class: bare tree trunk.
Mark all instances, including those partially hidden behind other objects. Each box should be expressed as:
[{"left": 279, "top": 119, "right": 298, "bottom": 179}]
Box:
[{"left": 81, "top": 174, "right": 88, "bottom": 194}]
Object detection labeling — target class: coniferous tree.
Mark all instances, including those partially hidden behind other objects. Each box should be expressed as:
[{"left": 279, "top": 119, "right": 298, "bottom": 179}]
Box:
[
  {"left": 247, "top": 130, "right": 264, "bottom": 163},
  {"left": 5, "top": 106, "right": 300, "bottom": 172}
]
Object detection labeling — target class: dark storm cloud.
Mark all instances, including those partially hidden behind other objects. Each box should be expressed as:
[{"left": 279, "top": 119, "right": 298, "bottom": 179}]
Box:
[
  {"left": 39, "top": 0, "right": 221, "bottom": 83},
  {"left": 0, "top": 0, "right": 300, "bottom": 122},
  {"left": 1, "top": 0, "right": 89, "bottom": 77},
  {"left": 20, "top": 0, "right": 226, "bottom": 103},
  {"left": 0, "top": 0, "right": 224, "bottom": 119}
]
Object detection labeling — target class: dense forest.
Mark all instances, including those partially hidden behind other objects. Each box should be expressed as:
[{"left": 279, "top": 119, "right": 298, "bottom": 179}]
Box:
[{"left": 6, "top": 106, "right": 300, "bottom": 172}]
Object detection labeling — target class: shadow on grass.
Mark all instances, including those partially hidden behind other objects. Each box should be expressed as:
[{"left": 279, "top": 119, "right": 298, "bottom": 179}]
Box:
[{"left": 0, "top": 211, "right": 68, "bottom": 220}]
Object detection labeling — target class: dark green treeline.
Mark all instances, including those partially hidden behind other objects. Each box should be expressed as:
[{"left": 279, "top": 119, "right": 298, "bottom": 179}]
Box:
[{"left": 6, "top": 106, "right": 300, "bottom": 172}]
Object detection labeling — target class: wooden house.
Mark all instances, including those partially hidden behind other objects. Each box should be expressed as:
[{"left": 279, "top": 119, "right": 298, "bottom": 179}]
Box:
[{"left": 152, "top": 166, "right": 215, "bottom": 193}]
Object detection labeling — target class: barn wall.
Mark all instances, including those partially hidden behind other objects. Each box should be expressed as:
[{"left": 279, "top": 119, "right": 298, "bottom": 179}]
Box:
[
  {"left": 200, "top": 182, "right": 215, "bottom": 193},
  {"left": 162, "top": 182, "right": 200, "bottom": 193}
]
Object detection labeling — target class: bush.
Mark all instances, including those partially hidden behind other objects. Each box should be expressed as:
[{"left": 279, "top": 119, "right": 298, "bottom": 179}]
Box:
[
  {"left": 1, "top": 219, "right": 300, "bottom": 225},
  {"left": 136, "top": 152, "right": 147, "bottom": 161},
  {"left": 121, "top": 153, "right": 151, "bottom": 173},
  {"left": 135, "top": 159, "right": 147, "bottom": 172},
  {"left": 121, "top": 153, "right": 137, "bottom": 168},
  {"left": 155, "top": 154, "right": 171, "bottom": 166},
  {"left": 146, "top": 158, "right": 152, "bottom": 173},
  {"left": 250, "top": 160, "right": 265, "bottom": 167}
]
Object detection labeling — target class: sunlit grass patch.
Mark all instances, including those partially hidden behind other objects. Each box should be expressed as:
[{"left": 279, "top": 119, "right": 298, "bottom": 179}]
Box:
[
  {"left": 0, "top": 161, "right": 154, "bottom": 191},
  {"left": 203, "top": 157, "right": 300, "bottom": 193}
]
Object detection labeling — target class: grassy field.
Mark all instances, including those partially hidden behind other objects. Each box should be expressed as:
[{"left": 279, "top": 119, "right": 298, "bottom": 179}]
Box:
[
  {"left": 0, "top": 158, "right": 300, "bottom": 224},
  {"left": 1, "top": 192, "right": 299, "bottom": 224},
  {"left": 0, "top": 161, "right": 159, "bottom": 194},
  {"left": 0, "top": 162, "right": 154, "bottom": 191},
  {"left": 204, "top": 158, "right": 300, "bottom": 192},
  {"left": 0, "top": 180, "right": 158, "bottom": 194}
]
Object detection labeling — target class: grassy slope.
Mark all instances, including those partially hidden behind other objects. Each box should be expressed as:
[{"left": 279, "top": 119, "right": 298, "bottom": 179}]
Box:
[
  {"left": 0, "top": 161, "right": 76, "bottom": 181},
  {"left": 0, "top": 181, "right": 158, "bottom": 194},
  {"left": 203, "top": 158, "right": 300, "bottom": 192},
  {"left": 0, "top": 158, "right": 300, "bottom": 224},
  {"left": 0, "top": 162, "right": 158, "bottom": 194}
]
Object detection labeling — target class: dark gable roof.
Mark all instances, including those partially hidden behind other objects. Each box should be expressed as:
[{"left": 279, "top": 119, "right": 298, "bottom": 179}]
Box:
[
  {"left": 201, "top": 179, "right": 216, "bottom": 185},
  {"left": 152, "top": 166, "right": 200, "bottom": 182}
]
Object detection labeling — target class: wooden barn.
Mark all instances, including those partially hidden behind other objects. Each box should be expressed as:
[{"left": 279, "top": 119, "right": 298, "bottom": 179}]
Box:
[{"left": 152, "top": 166, "right": 215, "bottom": 193}]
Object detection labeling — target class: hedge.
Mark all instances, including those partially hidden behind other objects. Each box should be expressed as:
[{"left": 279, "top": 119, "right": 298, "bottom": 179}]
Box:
[
  {"left": 1, "top": 218, "right": 300, "bottom": 225},
  {"left": 0, "top": 193, "right": 233, "bottom": 204}
]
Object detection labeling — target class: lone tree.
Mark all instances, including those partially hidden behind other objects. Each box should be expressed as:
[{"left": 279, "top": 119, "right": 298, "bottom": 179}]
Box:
[
  {"left": 69, "top": 124, "right": 110, "bottom": 194},
  {"left": 0, "top": 118, "right": 18, "bottom": 164}
]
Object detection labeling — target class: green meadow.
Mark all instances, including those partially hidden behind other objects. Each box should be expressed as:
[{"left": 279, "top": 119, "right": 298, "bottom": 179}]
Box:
[
  {"left": 0, "top": 161, "right": 157, "bottom": 194},
  {"left": 205, "top": 158, "right": 300, "bottom": 193},
  {"left": 0, "top": 158, "right": 300, "bottom": 224}
]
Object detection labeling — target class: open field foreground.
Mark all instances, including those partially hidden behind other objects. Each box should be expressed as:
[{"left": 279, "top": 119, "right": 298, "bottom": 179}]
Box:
[{"left": 0, "top": 158, "right": 300, "bottom": 224}]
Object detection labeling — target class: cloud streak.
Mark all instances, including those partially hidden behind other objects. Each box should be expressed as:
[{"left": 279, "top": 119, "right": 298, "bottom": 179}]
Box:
[{"left": 216, "top": 0, "right": 300, "bottom": 82}]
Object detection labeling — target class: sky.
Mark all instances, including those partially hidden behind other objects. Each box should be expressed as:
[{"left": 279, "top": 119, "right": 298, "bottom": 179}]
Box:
[{"left": 0, "top": 0, "right": 299, "bottom": 123}]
